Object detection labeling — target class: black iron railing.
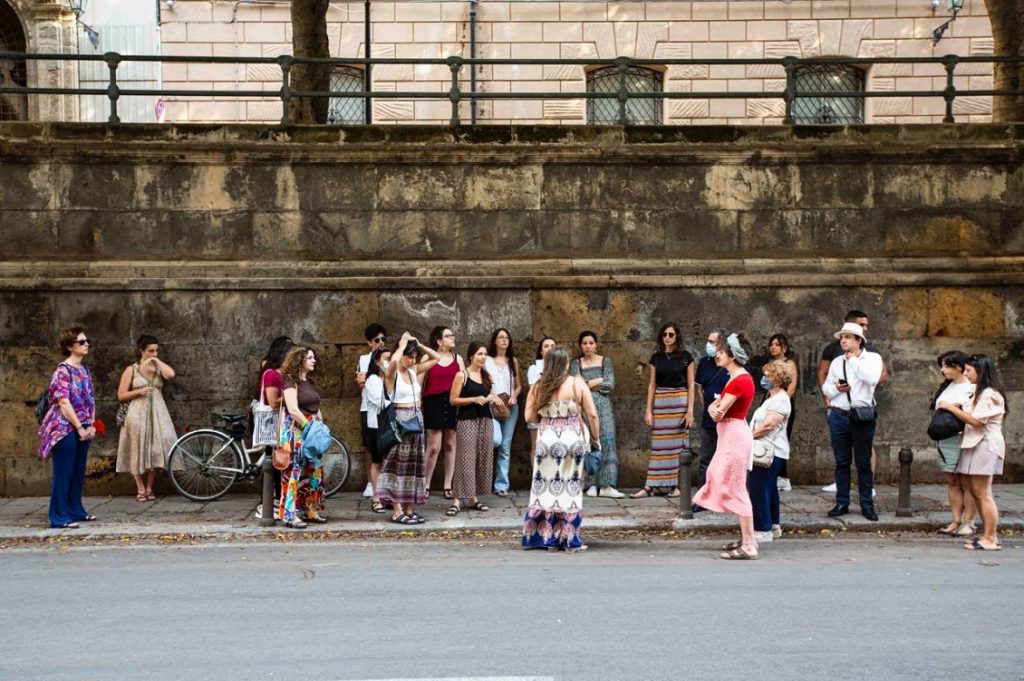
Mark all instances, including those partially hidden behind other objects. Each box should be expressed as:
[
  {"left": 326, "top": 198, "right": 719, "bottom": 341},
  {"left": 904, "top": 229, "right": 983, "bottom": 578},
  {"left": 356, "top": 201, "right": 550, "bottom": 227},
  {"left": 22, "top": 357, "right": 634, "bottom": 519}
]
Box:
[{"left": 1, "top": 52, "right": 1022, "bottom": 126}]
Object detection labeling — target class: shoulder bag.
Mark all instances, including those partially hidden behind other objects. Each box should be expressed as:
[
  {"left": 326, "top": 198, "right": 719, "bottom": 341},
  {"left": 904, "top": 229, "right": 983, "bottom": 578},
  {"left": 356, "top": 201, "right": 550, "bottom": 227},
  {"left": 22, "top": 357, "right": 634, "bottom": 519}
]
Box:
[
  {"left": 843, "top": 359, "right": 877, "bottom": 423},
  {"left": 574, "top": 380, "right": 602, "bottom": 477},
  {"left": 927, "top": 409, "right": 964, "bottom": 441},
  {"left": 271, "top": 406, "right": 293, "bottom": 470},
  {"left": 250, "top": 371, "right": 279, "bottom": 447},
  {"left": 491, "top": 361, "right": 513, "bottom": 420},
  {"left": 376, "top": 370, "right": 422, "bottom": 455},
  {"left": 751, "top": 426, "right": 779, "bottom": 469},
  {"left": 35, "top": 364, "right": 72, "bottom": 425}
]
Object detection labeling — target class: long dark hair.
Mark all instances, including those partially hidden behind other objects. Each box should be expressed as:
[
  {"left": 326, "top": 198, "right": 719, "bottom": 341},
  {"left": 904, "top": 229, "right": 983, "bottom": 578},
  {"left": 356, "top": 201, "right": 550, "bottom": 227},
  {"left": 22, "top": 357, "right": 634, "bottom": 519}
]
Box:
[
  {"left": 488, "top": 328, "right": 516, "bottom": 363},
  {"left": 768, "top": 333, "right": 796, "bottom": 362},
  {"left": 368, "top": 348, "right": 390, "bottom": 378},
  {"left": 657, "top": 322, "right": 684, "bottom": 356},
  {"left": 429, "top": 325, "right": 452, "bottom": 352},
  {"left": 535, "top": 336, "right": 555, "bottom": 360},
  {"left": 930, "top": 350, "right": 967, "bottom": 409},
  {"left": 260, "top": 336, "right": 293, "bottom": 374},
  {"left": 466, "top": 341, "right": 492, "bottom": 392},
  {"left": 967, "top": 354, "right": 1008, "bottom": 413}
]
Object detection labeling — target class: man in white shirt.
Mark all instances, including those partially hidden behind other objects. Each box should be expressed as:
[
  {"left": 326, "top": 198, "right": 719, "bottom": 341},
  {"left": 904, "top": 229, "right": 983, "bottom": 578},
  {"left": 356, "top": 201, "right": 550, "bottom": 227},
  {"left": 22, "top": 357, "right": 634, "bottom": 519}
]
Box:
[
  {"left": 821, "top": 322, "right": 884, "bottom": 521},
  {"left": 356, "top": 323, "right": 387, "bottom": 498}
]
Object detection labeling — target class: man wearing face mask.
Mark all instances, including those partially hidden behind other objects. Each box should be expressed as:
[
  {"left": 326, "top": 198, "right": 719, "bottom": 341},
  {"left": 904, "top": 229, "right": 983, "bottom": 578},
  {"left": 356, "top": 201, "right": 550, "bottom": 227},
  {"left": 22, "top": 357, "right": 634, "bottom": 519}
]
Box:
[{"left": 692, "top": 327, "right": 737, "bottom": 510}]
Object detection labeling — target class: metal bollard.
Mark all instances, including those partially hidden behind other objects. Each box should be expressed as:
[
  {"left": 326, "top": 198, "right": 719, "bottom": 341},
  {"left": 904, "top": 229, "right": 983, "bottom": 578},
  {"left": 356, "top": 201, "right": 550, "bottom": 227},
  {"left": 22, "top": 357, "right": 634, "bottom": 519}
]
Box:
[
  {"left": 895, "top": 447, "right": 914, "bottom": 518},
  {"left": 260, "top": 448, "right": 276, "bottom": 527},
  {"left": 678, "top": 450, "right": 695, "bottom": 519}
]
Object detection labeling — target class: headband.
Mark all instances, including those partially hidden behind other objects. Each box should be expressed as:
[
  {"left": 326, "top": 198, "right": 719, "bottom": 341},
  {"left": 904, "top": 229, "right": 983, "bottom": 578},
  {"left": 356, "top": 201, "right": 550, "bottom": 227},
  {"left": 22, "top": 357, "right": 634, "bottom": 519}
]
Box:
[{"left": 726, "top": 333, "right": 749, "bottom": 363}]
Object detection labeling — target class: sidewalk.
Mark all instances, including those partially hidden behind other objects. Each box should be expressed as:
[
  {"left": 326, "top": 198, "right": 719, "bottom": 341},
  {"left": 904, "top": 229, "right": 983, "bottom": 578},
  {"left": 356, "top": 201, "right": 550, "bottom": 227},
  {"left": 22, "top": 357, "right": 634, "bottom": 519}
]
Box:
[{"left": 2, "top": 485, "right": 1023, "bottom": 542}]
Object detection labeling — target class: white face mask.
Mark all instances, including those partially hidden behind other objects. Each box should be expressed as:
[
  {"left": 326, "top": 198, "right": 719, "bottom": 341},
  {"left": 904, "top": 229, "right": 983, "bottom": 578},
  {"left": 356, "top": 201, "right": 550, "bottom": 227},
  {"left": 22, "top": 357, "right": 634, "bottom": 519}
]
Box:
[
  {"left": 381, "top": 360, "right": 390, "bottom": 371},
  {"left": 705, "top": 342, "right": 717, "bottom": 358}
]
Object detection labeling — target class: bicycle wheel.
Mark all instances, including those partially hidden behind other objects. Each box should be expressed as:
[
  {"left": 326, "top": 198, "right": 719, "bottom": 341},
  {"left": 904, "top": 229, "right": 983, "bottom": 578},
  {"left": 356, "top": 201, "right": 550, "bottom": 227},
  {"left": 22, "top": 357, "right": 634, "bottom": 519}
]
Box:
[
  {"left": 321, "top": 436, "right": 351, "bottom": 498},
  {"left": 167, "top": 429, "right": 243, "bottom": 502}
]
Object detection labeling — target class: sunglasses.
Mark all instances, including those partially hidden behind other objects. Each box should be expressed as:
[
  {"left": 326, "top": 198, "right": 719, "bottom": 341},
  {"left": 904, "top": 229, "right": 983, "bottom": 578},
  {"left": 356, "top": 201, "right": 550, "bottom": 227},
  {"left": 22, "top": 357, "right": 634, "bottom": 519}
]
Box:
[
  {"left": 73, "top": 338, "right": 91, "bottom": 346},
  {"left": 662, "top": 332, "right": 676, "bottom": 338},
  {"left": 372, "top": 336, "right": 387, "bottom": 343},
  {"left": 443, "top": 333, "right": 456, "bottom": 339}
]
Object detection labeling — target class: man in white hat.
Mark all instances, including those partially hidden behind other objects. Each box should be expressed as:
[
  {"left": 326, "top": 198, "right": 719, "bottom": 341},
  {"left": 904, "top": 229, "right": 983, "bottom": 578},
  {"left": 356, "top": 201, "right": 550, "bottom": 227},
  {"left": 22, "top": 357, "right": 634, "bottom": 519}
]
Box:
[{"left": 821, "top": 322, "right": 884, "bottom": 521}]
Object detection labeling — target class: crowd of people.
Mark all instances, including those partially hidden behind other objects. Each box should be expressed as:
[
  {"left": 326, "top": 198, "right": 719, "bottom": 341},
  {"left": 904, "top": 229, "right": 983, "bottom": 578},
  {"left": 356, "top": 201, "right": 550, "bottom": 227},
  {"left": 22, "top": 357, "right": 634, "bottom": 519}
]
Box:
[{"left": 35, "top": 311, "right": 1009, "bottom": 557}]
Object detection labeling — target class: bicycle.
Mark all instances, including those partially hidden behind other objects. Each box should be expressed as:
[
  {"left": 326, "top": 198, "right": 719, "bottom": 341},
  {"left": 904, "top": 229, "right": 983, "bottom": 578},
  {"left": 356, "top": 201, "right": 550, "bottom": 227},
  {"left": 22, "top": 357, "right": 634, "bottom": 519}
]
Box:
[{"left": 167, "top": 412, "right": 351, "bottom": 502}]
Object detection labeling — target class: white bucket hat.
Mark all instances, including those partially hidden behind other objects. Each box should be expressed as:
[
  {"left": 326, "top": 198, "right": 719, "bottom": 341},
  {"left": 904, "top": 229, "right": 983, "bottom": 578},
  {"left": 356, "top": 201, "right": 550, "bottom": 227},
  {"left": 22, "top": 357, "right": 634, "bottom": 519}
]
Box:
[{"left": 834, "top": 322, "right": 866, "bottom": 340}]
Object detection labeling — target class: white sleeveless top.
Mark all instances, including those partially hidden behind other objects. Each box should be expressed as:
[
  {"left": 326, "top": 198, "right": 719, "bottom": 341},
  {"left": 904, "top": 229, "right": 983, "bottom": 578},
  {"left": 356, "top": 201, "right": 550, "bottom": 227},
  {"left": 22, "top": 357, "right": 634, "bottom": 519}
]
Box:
[{"left": 392, "top": 370, "right": 421, "bottom": 404}]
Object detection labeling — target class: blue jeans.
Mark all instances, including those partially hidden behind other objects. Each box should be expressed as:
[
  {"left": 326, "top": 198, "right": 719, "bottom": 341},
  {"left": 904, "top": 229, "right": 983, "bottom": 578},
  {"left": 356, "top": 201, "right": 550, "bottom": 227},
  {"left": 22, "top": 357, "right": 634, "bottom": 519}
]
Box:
[
  {"left": 493, "top": 404, "right": 519, "bottom": 492},
  {"left": 828, "top": 409, "right": 876, "bottom": 509},
  {"left": 747, "top": 455, "right": 783, "bottom": 532},
  {"left": 49, "top": 432, "right": 91, "bottom": 527}
]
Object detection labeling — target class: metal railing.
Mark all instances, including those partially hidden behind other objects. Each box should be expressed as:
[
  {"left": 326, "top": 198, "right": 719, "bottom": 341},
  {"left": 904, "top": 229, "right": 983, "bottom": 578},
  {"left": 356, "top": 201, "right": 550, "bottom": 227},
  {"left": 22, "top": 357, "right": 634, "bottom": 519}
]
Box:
[{"left": 1, "top": 52, "right": 1023, "bottom": 126}]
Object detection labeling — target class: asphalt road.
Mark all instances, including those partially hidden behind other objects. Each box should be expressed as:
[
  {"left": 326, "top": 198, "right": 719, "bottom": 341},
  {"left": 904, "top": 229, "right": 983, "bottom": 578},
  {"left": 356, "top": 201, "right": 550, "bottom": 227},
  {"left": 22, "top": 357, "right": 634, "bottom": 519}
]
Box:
[{"left": 1, "top": 534, "right": 1021, "bottom": 681}]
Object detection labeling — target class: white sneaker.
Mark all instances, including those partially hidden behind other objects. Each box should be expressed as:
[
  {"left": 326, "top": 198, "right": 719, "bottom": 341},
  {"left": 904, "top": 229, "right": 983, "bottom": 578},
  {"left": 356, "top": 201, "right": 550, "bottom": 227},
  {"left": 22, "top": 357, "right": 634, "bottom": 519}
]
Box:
[
  {"left": 777, "top": 477, "right": 792, "bottom": 492},
  {"left": 254, "top": 504, "right": 281, "bottom": 520},
  {"left": 771, "top": 524, "right": 782, "bottom": 539},
  {"left": 872, "top": 487, "right": 877, "bottom": 499},
  {"left": 822, "top": 482, "right": 837, "bottom": 493},
  {"left": 754, "top": 530, "right": 773, "bottom": 543},
  {"left": 585, "top": 485, "right": 598, "bottom": 497},
  {"left": 600, "top": 486, "right": 626, "bottom": 499},
  {"left": 362, "top": 482, "right": 373, "bottom": 498}
]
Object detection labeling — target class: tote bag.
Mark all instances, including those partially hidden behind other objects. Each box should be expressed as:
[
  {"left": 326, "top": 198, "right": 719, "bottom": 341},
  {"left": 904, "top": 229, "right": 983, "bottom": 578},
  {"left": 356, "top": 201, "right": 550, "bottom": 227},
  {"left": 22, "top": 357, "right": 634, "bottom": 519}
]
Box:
[{"left": 251, "top": 372, "right": 279, "bottom": 447}]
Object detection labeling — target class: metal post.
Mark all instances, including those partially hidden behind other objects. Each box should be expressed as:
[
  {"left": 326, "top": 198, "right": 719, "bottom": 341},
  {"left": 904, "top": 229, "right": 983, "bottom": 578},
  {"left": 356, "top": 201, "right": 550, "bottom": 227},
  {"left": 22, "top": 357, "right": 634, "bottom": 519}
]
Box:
[
  {"left": 469, "top": 0, "right": 478, "bottom": 125},
  {"left": 782, "top": 56, "right": 797, "bottom": 125},
  {"left": 941, "top": 54, "right": 958, "bottom": 124},
  {"left": 447, "top": 56, "right": 462, "bottom": 127},
  {"left": 364, "top": 0, "right": 372, "bottom": 124},
  {"left": 896, "top": 447, "right": 914, "bottom": 518},
  {"left": 278, "top": 55, "right": 292, "bottom": 125},
  {"left": 260, "top": 448, "right": 275, "bottom": 527},
  {"left": 103, "top": 52, "right": 121, "bottom": 124},
  {"left": 615, "top": 56, "right": 628, "bottom": 125},
  {"left": 677, "top": 450, "right": 694, "bottom": 519}
]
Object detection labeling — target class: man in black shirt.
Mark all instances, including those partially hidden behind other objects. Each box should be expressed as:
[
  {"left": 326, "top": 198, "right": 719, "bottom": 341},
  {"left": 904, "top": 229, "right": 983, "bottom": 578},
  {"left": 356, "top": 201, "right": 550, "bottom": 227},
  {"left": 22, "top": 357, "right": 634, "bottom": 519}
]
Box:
[{"left": 817, "top": 310, "right": 889, "bottom": 494}]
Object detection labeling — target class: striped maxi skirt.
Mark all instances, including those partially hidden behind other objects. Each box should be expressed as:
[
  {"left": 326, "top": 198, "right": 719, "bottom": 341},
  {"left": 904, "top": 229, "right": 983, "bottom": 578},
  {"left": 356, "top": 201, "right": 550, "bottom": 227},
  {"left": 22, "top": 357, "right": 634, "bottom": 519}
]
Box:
[{"left": 645, "top": 387, "right": 690, "bottom": 489}]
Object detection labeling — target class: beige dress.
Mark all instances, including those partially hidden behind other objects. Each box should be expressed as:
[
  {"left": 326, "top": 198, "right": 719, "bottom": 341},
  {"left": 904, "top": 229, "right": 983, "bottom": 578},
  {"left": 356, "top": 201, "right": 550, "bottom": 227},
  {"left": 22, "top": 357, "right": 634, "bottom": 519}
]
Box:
[{"left": 116, "top": 365, "right": 177, "bottom": 474}]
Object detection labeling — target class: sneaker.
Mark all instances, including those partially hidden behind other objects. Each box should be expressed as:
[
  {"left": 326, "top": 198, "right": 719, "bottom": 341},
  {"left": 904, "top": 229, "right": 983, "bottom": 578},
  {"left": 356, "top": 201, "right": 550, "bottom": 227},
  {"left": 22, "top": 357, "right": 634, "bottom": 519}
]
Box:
[
  {"left": 254, "top": 504, "right": 281, "bottom": 521},
  {"left": 771, "top": 524, "right": 782, "bottom": 539},
  {"left": 754, "top": 530, "right": 773, "bottom": 543},
  {"left": 362, "top": 482, "right": 373, "bottom": 498},
  {"left": 872, "top": 487, "right": 877, "bottom": 499},
  {"left": 585, "top": 485, "right": 598, "bottom": 497},
  {"left": 777, "top": 477, "right": 792, "bottom": 492},
  {"left": 600, "top": 486, "right": 626, "bottom": 499},
  {"left": 822, "top": 482, "right": 837, "bottom": 493}
]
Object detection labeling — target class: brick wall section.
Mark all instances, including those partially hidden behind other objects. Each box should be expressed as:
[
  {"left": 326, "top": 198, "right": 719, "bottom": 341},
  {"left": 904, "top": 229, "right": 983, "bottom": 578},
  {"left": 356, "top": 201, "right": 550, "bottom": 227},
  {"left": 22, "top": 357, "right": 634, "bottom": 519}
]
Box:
[{"left": 158, "top": 0, "right": 995, "bottom": 124}]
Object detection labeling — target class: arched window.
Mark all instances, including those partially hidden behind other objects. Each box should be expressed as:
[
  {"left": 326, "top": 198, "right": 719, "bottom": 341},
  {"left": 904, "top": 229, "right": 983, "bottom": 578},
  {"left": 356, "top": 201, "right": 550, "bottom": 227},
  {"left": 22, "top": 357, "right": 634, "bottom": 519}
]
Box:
[
  {"left": 0, "top": 0, "right": 27, "bottom": 121},
  {"left": 327, "top": 65, "right": 366, "bottom": 125},
  {"left": 793, "top": 63, "right": 864, "bottom": 125},
  {"left": 586, "top": 65, "right": 662, "bottom": 125}
]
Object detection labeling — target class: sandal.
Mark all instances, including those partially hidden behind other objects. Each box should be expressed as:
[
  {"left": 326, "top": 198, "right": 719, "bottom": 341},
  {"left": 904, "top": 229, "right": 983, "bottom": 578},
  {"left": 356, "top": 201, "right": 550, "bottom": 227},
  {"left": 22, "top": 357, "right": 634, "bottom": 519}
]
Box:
[
  {"left": 284, "top": 519, "right": 307, "bottom": 529},
  {"left": 371, "top": 500, "right": 387, "bottom": 514},
  {"left": 964, "top": 538, "right": 1001, "bottom": 551},
  {"left": 445, "top": 504, "right": 460, "bottom": 517},
  {"left": 721, "top": 547, "right": 758, "bottom": 560},
  {"left": 305, "top": 514, "right": 328, "bottom": 524},
  {"left": 469, "top": 501, "right": 490, "bottom": 512},
  {"left": 410, "top": 512, "right": 426, "bottom": 524},
  {"left": 722, "top": 540, "right": 743, "bottom": 551},
  {"left": 145, "top": 491, "right": 157, "bottom": 501},
  {"left": 391, "top": 514, "right": 417, "bottom": 525},
  {"left": 135, "top": 493, "right": 148, "bottom": 502},
  {"left": 52, "top": 521, "right": 80, "bottom": 529},
  {"left": 937, "top": 522, "right": 959, "bottom": 535},
  {"left": 566, "top": 544, "right": 589, "bottom": 554},
  {"left": 629, "top": 487, "right": 654, "bottom": 499},
  {"left": 667, "top": 488, "right": 682, "bottom": 498},
  {"left": 443, "top": 488, "right": 454, "bottom": 500},
  {"left": 955, "top": 524, "right": 977, "bottom": 537},
  {"left": 494, "top": 490, "right": 510, "bottom": 498},
  {"left": 82, "top": 514, "right": 98, "bottom": 522}
]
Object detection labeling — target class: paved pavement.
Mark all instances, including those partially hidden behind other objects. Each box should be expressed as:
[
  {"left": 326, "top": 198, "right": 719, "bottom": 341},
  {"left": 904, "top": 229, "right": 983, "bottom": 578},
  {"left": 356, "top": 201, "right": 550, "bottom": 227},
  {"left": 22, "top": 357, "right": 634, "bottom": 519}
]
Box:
[{"left": 2, "top": 484, "right": 1023, "bottom": 541}]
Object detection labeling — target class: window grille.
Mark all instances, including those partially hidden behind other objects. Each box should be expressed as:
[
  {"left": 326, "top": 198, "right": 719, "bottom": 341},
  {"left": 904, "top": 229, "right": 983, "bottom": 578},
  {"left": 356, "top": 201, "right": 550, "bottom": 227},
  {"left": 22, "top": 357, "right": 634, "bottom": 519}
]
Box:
[
  {"left": 327, "top": 65, "right": 365, "bottom": 124},
  {"left": 793, "top": 63, "right": 864, "bottom": 125},
  {"left": 586, "top": 65, "right": 662, "bottom": 125}
]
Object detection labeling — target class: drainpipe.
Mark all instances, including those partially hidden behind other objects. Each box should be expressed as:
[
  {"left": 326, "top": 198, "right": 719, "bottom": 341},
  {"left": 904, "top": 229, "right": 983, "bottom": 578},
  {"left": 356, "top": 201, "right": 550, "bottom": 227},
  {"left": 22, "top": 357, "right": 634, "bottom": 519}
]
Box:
[
  {"left": 470, "top": 0, "right": 477, "bottom": 124},
  {"left": 364, "top": 0, "right": 372, "bottom": 123}
]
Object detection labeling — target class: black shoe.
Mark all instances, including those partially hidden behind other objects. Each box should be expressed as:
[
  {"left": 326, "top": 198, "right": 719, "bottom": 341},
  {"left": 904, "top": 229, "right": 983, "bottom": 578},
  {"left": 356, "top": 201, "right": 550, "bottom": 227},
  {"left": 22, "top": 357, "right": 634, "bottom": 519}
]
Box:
[
  {"left": 691, "top": 504, "right": 706, "bottom": 514},
  {"left": 862, "top": 507, "right": 879, "bottom": 521},
  {"left": 827, "top": 504, "right": 849, "bottom": 518}
]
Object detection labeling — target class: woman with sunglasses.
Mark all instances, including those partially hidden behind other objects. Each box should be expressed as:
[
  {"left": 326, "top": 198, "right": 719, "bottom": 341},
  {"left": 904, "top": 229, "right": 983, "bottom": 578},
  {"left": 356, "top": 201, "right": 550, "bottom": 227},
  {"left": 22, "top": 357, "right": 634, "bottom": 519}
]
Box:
[
  {"left": 632, "top": 322, "right": 695, "bottom": 499},
  {"left": 38, "top": 324, "right": 98, "bottom": 528}
]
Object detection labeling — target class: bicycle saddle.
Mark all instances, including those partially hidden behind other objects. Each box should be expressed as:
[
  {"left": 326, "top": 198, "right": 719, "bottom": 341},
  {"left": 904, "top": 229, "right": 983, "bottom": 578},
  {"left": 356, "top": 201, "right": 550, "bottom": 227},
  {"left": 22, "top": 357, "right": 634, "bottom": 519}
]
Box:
[{"left": 214, "top": 412, "right": 248, "bottom": 424}]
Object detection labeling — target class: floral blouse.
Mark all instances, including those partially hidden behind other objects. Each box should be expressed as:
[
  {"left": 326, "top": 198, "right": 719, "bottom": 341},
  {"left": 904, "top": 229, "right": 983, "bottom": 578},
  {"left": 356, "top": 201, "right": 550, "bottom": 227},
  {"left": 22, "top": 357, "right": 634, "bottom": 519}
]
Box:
[{"left": 38, "top": 362, "right": 96, "bottom": 459}]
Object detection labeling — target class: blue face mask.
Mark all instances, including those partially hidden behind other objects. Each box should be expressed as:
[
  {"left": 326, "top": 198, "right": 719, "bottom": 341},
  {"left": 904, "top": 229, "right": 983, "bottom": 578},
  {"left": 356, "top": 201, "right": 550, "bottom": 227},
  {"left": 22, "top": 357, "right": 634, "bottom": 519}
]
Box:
[
  {"left": 760, "top": 376, "right": 774, "bottom": 390},
  {"left": 705, "top": 342, "right": 717, "bottom": 358}
]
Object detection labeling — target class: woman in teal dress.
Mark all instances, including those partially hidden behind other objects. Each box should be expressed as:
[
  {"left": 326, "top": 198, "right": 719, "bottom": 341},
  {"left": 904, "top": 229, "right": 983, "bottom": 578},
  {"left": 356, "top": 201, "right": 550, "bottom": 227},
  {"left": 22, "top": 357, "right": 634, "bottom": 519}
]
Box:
[{"left": 570, "top": 331, "right": 624, "bottom": 498}]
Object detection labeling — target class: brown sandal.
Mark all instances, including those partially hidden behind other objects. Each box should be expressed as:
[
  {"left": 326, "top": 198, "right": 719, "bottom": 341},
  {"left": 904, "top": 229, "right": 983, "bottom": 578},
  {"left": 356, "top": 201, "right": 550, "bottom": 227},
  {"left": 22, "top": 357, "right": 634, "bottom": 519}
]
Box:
[
  {"left": 445, "top": 503, "right": 460, "bottom": 517},
  {"left": 720, "top": 547, "right": 758, "bottom": 560},
  {"left": 629, "top": 487, "right": 654, "bottom": 499}
]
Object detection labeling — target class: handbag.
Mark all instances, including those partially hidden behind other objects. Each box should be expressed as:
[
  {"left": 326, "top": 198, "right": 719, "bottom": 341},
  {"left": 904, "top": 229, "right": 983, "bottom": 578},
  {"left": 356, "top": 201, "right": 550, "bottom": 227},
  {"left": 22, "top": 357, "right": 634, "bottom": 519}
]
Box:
[
  {"left": 574, "top": 381, "right": 602, "bottom": 477},
  {"left": 272, "top": 405, "right": 293, "bottom": 470},
  {"left": 250, "top": 372, "right": 279, "bottom": 447},
  {"left": 491, "top": 361, "right": 514, "bottom": 420},
  {"left": 751, "top": 436, "right": 776, "bottom": 469},
  {"left": 843, "top": 359, "right": 877, "bottom": 424},
  {"left": 376, "top": 370, "right": 421, "bottom": 454},
  {"left": 928, "top": 408, "right": 964, "bottom": 441}
]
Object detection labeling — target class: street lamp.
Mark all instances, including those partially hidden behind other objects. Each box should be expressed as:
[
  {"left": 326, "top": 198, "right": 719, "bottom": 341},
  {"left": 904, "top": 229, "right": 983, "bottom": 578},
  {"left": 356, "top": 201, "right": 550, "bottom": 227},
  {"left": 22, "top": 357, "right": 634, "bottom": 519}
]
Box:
[
  {"left": 932, "top": 0, "right": 967, "bottom": 46},
  {"left": 65, "top": 0, "right": 100, "bottom": 48}
]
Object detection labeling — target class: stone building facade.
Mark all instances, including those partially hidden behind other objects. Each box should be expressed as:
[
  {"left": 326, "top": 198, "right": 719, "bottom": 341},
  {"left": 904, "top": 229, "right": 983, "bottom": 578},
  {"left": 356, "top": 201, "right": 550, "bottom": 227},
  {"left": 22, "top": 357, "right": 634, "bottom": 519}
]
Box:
[{"left": 0, "top": 0, "right": 77, "bottom": 121}]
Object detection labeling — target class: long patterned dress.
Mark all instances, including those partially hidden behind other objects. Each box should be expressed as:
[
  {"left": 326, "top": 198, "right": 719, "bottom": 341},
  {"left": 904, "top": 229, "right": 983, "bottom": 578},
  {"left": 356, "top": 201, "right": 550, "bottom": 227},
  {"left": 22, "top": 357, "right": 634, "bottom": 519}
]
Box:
[
  {"left": 521, "top": 399, "right": 586, "bottom": 550},
  {"left": 116, "top": 365, "right": 177, "bottom": 474},
  {"left": 570, "top": 357, "right": 618, "bottom": 487}
]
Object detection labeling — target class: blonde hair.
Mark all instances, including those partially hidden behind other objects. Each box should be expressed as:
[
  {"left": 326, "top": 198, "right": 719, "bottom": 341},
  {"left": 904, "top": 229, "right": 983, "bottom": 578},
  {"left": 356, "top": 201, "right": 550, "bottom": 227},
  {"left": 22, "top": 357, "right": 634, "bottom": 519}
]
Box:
[{"left": 762, "top": 359, "right": 793, "bottom": 390}]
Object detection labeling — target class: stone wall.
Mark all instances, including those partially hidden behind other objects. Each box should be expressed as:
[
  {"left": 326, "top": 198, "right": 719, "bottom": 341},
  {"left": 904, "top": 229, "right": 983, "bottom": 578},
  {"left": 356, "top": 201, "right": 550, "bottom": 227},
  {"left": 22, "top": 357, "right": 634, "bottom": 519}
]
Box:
[
  {"left": 0, "top": 122, "right": 1022, "bottom": 496},
  {"left": 157, "top": 0, "right": 995, "bottom": 125}
]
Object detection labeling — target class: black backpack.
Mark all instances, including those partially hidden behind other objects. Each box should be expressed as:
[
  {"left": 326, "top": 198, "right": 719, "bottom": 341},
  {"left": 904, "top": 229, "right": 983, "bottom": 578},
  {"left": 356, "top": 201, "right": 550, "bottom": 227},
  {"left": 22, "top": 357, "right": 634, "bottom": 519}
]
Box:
[{"left": 35, "top": 364, "right": 70, "bottom": 425}]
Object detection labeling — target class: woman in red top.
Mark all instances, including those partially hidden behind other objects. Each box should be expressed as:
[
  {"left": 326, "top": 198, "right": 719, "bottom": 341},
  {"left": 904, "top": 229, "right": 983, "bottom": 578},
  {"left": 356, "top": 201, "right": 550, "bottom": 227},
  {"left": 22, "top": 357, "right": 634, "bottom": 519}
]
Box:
[
  {"left": 421, "top": 326, "right": 465, "bottom": 499},
  {"left": 692, "top": 332, "right": 759, "bottom": 560}
]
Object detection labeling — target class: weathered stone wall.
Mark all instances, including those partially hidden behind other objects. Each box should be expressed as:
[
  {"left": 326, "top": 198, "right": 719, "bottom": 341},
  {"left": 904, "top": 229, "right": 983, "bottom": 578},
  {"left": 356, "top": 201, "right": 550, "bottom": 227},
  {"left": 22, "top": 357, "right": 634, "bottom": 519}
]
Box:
[{"left": 0, "top": 122, "right": 1022, "bottom": 496}]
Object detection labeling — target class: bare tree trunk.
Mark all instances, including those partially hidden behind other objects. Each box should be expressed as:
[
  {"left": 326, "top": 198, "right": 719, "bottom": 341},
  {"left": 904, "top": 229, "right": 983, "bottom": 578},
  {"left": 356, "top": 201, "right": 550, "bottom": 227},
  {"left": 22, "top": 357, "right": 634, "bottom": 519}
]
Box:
[
  {"left": 289, "top": 0, "right": 331, "bottom": 124},
  {"left": 985, "top": 0, "right": 1024, "bottom": 122}
]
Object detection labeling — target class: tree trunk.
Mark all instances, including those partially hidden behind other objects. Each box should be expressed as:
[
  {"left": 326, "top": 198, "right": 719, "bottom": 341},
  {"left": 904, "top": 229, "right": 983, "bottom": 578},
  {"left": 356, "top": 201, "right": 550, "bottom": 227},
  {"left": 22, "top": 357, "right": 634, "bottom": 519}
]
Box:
[
  {"left": 985, "top": 0, "right": 1024, "bottom": 122},
  {"left": 289, "top": 0, "right": 331, "bottom": 124}
]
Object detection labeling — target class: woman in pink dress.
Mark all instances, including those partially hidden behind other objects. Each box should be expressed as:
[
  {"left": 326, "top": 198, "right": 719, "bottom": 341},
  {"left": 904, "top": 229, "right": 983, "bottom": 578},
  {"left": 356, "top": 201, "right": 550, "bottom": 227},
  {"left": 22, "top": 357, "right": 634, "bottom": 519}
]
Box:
[
  {"left": 936, "top": 354, "right": 1007, "bottom": 552},
  {"left": 692, "top": 332, "right": 758, "bottom": 560}
]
